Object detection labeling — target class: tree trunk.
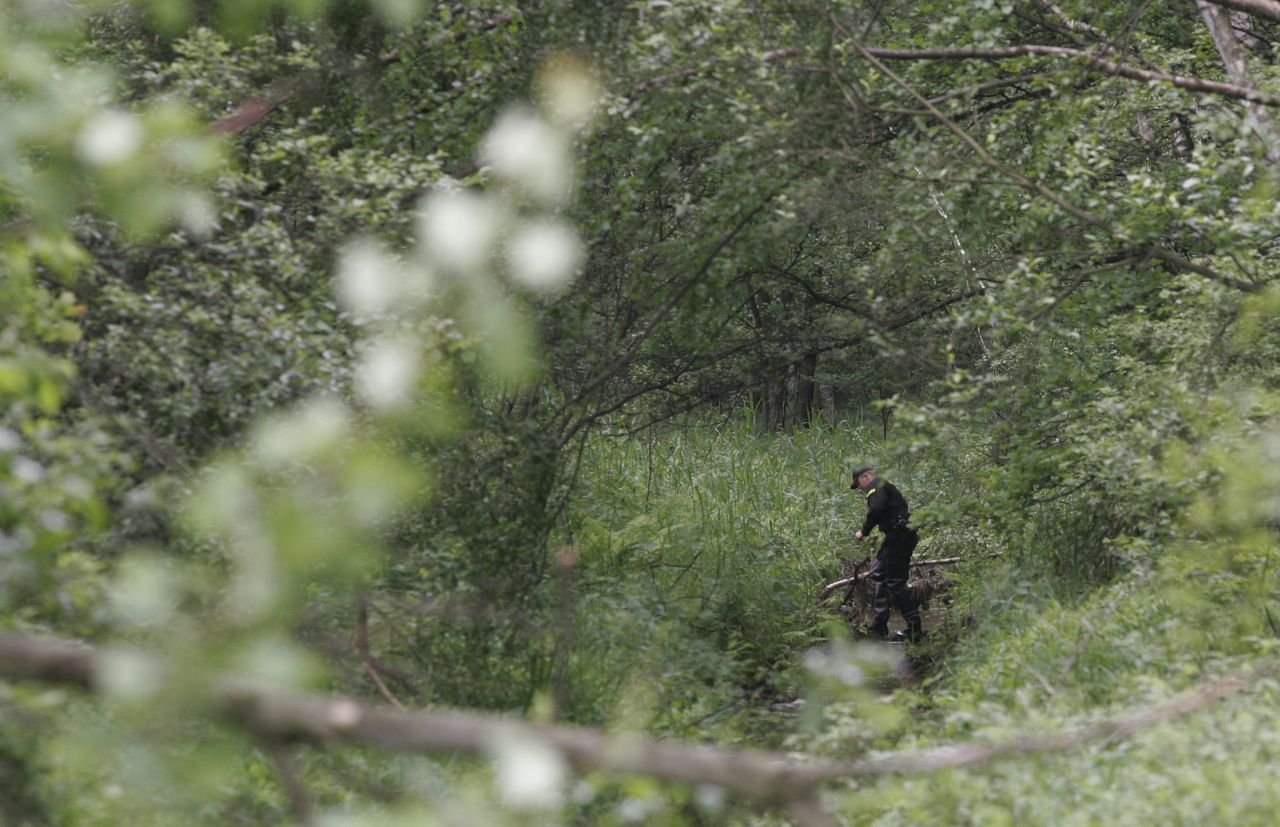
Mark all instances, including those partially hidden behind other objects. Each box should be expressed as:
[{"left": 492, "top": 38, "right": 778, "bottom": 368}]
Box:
[
  {"left": 1229, "top": 9, "right": 1266, "bottom": 52},
  {"left": 758, "top": 376, "right": 786, "bottom": 431},
  {"left": 819, "top": 382, "right": 837, "bottom": 424},
  {"left": 1195, "top": 0, "right": 1280, "bottom": 163},
  {"left": 792, "top": 352, "right": 818, "bottom": 428}
]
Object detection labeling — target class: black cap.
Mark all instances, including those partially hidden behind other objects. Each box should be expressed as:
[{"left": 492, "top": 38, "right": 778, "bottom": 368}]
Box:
[{"left": 850, "top": 466, "right": 873, "bottom": 489}]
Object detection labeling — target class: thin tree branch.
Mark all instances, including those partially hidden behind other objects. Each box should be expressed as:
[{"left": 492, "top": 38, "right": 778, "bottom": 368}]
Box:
[
  {"left": 1026, "top": 252, "right": 1147, "bottom": 325},
  {"left": 356, "top": 599, "right": 408, "bottom": 711},
  {"left": 260, "top": 739, "right": 315, "bottom": 825},
  {"left": 861, "top": 44, "right": 1280, "bottom": 106},
  {"left": 0, "top": 635, "right": 94, "bottom": 688},
  {"left": 819, "top": 554, "right": 998, "bottom": 600},
  {"left": 211, "top": 89, "right": 295, "bottom": 135},
  {"left": 557, "top": 187, "right": 785, "bottom": 444},
  {"left": 827, "top": 18, "right": 1263, "bottom": 293},
  {"left": 212, "top": 12, "right": 522, "bottom": 135}
]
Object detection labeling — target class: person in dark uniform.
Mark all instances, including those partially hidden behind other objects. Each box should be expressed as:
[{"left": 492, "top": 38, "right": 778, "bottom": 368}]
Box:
[{"left": 851, "top": 466, "right": 923, "bottom": 642}]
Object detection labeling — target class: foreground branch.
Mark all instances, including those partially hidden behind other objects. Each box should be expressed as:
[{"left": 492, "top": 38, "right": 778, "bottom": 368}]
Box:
[{"left": 0, "top": 634, "right": 1275, "bottom": 802}]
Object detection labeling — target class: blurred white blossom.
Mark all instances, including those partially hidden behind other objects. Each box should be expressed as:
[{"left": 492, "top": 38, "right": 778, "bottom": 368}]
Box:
[
  {"left": 357, "top": 338, "right": 421, "bottom": 410},
  {"left": 176, "top": 191, "right": 217, "bottom": 237},
  {"left": 110, "top": 556, "right": 177, "bottom": 627},
  {"left": 490, "top": 730, "right": 568, "bottom": 810},
  {"left": 76, "top": 111, "right": 143, "bottom": 165},
  {"left": 252, "top": 399, "right": 351, "bottom": 466},
  {"left": 539, "top": 53, "right": 602, "bottom": 130},
  {"left": 338, "top": 241, "right": 402, "bottom": 315},
  {"left": 481, "top": 107, "right": 572, "bottom": 205},
  {"left": 506, "top": 219, "right": 584, "bottom": 291},
  {"left": 419, "top": 190, "right": 502, "bottom": 274},
  {"left": 11, "top": 456, "right": 44, "bottom": 483},
  {"left": 98, "top": 647, "right": 164, "bottom": 701}
]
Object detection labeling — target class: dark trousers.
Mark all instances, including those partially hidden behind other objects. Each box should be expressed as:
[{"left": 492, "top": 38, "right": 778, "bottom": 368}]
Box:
[{"left": 869, "top": 531, "right": 922, "bottom": 639}]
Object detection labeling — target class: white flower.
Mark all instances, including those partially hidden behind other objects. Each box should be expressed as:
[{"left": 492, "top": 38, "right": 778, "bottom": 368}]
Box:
[
  {"left": 419, "top": 190, "right": 502, "bottom": 274},
  {"left": 252, "top": 399, "right": 350, "bottom": 466},
  {"left": 506, "top": 220, "right": 584, "bottom": 291},
  {"left": 76, "top": 111, "right": 143, "bottom": 165},
  {"left": 490, "top": 730, "right": 567, "bottom": 810},
  {"left": 337, "top": 241, "right": 401, "bottom": 315},
  {"left": 356, "top": 339, "right": 421, "bottom": 410},
  {"left": 539, "top": 53, "right": 601, "bottom": 130},
  {"left": 481, "top": 107, "right": 572, "bottom": 205},
  {"left": 11, "top": 456, "right": 45, "bottom": 483}
]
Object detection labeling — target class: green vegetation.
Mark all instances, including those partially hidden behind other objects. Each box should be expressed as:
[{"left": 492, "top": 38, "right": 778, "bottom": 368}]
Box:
[{"left": 4, "top": 0, "right": 1280, "bottom": 824}]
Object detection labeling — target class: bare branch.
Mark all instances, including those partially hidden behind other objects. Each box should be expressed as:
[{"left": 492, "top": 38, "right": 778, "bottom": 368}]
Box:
[
  {"left": 0, "top": 634, "right": 94, "bottom": 688},
  {"left": 260, "top": 739, "right": 315, "bottom": 825},
  {"left": 356, "top": 599, "right": 408, "bottom": 712},
  {"left": 862, "top": 44, "right": 1280, "bottom": 106},
  {"left": 557, "top": 187, "right": 785, "bottom": 444},
  {"left": 818, "top": 554, "right": 982, "bottom": 602},
  {"left": 825, "top": 18, "right": 1263, "bottom": 293},
  {"left": 1201, "top": 0, "right": 1280, "bottom": 22},
  {"left": 211, "top": 89, "right": 295, "bottom": 135},
  {"left": 212, "top": 12, "right": 521, "bottom": 135},
  {"left": 843, "top": 664, "right": 1280, "bottom": 775}
]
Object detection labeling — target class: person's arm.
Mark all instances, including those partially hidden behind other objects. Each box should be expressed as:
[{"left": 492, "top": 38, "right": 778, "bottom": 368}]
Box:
[{"left": 861, "top": 487, "right": 887, "bottom": 536}]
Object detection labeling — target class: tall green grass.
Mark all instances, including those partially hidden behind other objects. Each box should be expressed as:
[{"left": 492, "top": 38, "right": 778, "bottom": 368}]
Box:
[
  {"left": 554, "top": 409, "right": 1280, "bottom": 827},
  {"left": 555, "top": 417, "right": 946, "bottom": 736}
]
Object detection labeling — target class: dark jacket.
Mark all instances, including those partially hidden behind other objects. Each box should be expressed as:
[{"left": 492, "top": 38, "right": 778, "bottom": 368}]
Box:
[{"left": 861, "top": 478, "right": 913, "bottom": 538}]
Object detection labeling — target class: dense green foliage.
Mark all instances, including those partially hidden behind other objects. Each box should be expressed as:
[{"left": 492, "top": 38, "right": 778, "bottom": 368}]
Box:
[{"left": 4, "top": 0, "right": 1280, "bottom": 824}]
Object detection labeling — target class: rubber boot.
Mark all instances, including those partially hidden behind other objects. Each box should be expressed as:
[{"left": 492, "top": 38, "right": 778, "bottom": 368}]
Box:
[{"left": 905, "top": 612, "right": 924, "bottom": 643}]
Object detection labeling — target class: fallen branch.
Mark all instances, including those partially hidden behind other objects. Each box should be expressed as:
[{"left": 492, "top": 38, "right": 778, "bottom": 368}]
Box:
[
  {"left": 910, "top": 555, "right": 968, "bottom": 567},
  {"left": 0, "top": 634, "right": 1275, "bottom": 802},
  {"left": 841, "top": 663, "right": 1280, "bottom": 774},
  {"left": 819, "top": 570, "right": 872, "bottom": 601},
  {"left": 818, "top": 555, "right": 987, "bottom": 601}
]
